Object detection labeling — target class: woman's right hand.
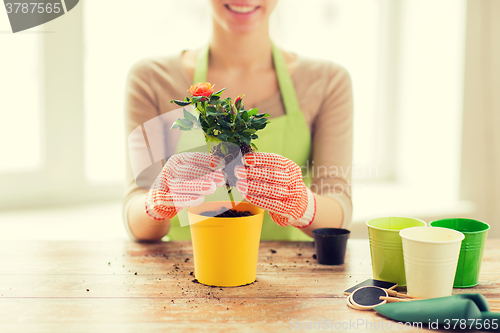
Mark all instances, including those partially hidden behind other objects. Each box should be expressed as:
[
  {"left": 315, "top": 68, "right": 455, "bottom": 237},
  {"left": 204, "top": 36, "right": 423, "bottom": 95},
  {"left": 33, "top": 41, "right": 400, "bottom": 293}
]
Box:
[{"left": 145, "top": 152, "right": 225, "bottom": 220}]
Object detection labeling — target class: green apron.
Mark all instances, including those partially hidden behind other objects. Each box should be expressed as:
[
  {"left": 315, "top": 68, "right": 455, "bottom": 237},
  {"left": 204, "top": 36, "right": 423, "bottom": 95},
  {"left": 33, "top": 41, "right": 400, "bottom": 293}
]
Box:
[{"left": 165, "top": 43, "right": 313, "bottom": 241}]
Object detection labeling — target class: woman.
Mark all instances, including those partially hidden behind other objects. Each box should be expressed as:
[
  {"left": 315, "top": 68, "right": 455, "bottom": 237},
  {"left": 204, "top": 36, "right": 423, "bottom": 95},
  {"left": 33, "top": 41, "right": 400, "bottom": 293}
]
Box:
[{"left": 123, "top": 0, "right": 353, "bottom": 242}]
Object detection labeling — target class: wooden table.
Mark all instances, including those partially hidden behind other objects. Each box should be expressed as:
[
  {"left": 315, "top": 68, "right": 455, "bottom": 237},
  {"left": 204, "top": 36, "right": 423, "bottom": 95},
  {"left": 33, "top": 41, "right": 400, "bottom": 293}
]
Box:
[{"left": 0, "top": 239, "right": 499, "bottom": 332}]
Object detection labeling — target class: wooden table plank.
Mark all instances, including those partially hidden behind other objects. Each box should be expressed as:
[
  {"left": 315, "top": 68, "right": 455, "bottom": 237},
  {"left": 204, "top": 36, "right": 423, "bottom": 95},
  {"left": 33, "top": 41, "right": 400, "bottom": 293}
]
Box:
[
  {"left": 1, "top": 272, "right": 499, "bottom": 299},
  {"left": 0, "top": 239, "right": 498, "bottom": 332}
]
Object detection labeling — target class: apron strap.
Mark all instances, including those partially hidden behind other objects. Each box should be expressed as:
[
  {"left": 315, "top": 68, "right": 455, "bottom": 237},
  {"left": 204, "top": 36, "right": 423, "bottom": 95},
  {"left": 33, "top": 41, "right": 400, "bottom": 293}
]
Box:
[
  {"left": 193, "top": 44, "right": 209, "bottom": 85},
  {"left": 271, "top": 42, "right": 301, "bottom": 115}
]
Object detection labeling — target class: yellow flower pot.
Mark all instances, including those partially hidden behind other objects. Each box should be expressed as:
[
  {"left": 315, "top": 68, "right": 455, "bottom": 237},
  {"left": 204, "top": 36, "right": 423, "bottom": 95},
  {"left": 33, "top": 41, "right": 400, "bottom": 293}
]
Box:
[{"left": 187, "top": 201, "right": 264, "bottom": 287}]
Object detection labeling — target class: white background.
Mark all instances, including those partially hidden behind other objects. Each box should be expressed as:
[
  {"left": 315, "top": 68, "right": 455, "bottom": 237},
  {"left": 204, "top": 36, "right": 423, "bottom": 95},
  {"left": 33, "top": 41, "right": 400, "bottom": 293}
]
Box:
[{"left": 0, "top": 0, "right": 479, "bottom": 240}]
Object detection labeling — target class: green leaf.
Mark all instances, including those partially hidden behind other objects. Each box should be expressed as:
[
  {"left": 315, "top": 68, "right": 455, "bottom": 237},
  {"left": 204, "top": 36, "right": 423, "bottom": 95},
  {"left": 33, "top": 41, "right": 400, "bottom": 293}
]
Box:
[
  {"left": 243, "top": 129, "right": 256, "bottom": 134},
  {"left": 258, "top": 123, "right": 269, "bottom": 130},
  {"left": 191, "top": 96, "right": 204, "bottom": 103},
  {"left": 251, "top": 121, "right": 267, "bottom": 130},
  {"left": 214, "top": 88, "right": 226, "bottom": 96},
  {"left": 250, "top": 143, "right": 258, "bottom": 150},
  {"left": 200, "top": 116, "right": 209, "bottom": 126},
  {"left": 206, "top": 106, "right": 218, "bottom": 115},
  {"left": 231, "top": 107, "right": 237, "bottom": 122},
  {"left": 175, "top": 118, "right": 193, "bottom": 128},
  {"left": 254, "top": 113, "right": 271, "bottom": 118},
  {"left": 241, "top": 134, "right": 251, "bottom": 145},
  {"left": 206, "top": 136, "right": 221, "bottom": 143},
  {"left": 248, "top": 108, "right": 258, "bottom": 116},
  {"left": 218, "top": 118, "right": 234, "bottom": 128},
  {"left": 210, "top": 95, "right": 220, "bottom": 102},
  {"left": 213, "top": 123, "right": 224, "bottom": 132},
  {"left": 241, "top": 111, "right": 249, "bottom": 121},
  {"left": 252, "top": 118, "right": 268, "bottom": 126},
  {"left": 170, "top": 123, "right": 180, "bottom": 129},
  {"left": 217, "top": 133, "right": 229, "bottom": 141},
  {"left": 171, "top": 100, "right": 191, "bottom": 106},
  {"left": 183, "top": 108, "right": 198, "bottom": 122}
]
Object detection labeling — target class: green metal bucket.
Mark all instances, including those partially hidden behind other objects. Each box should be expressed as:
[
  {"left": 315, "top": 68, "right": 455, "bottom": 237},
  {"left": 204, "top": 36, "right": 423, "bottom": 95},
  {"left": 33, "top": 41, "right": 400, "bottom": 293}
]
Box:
[
  {"left": 366, "top": 217, "right": 426, "bottom": 286},
  {"left": 430, "top": 218, "right": 489, "bottom": 288}
]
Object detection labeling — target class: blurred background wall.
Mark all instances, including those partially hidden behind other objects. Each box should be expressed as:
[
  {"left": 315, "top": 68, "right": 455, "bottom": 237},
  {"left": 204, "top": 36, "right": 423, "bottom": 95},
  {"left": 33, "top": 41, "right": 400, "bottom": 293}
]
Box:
[{"left": 0, "top": 0, "right": 499, "bottom": 240}]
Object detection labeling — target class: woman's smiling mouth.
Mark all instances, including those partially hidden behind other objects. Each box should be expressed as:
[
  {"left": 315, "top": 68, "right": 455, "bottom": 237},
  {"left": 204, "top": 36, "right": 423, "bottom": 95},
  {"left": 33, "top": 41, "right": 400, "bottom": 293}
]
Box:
[{"left": 225, "top": 4, "right": 260, "bottom": 14}]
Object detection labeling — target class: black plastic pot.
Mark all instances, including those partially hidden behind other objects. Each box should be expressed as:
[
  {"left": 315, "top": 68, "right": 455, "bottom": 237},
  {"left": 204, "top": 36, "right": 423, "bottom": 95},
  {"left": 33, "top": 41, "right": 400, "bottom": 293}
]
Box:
[{"left": 312, "top": 228, "right": 350, "bottom": 265}]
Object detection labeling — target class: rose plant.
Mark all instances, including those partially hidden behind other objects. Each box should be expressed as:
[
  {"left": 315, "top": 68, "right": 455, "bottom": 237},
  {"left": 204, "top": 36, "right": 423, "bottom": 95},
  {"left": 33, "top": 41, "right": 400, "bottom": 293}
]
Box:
[{"left": 170, "top": 82, "right": 271, "bottom": 207}]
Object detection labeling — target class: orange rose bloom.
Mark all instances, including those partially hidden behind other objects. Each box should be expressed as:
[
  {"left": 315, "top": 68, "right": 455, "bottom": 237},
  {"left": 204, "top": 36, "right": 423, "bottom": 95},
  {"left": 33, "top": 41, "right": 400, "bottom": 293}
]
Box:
[{"left": 188, "top": 82, "right": 214, "bottom": 97}]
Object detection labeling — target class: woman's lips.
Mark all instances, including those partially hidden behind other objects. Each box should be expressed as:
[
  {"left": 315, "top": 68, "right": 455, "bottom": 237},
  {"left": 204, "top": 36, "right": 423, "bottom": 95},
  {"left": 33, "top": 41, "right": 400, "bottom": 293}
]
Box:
[{"left": 224, "top": 4, "right": 260, "bottom": 20}]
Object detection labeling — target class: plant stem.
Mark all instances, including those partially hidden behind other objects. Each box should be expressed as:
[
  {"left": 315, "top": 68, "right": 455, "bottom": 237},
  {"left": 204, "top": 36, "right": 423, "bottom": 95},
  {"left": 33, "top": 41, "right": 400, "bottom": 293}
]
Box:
[
  {"left": 226, "top": 184, "right": 236, "bottom": 209},
  {"left": 207, "top": 140, "right": 236, "bottom": 209},
  {"left": 205, "top": 140, "right": 211, "bottom": 154}
]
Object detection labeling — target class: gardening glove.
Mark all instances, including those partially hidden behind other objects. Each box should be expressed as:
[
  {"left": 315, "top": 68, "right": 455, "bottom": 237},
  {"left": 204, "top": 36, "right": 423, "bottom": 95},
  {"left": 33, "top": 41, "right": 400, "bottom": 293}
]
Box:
[
  {"left": 235, "top": 152, "right": 316, "bottom": 228},
  {"left": 145, "top": 152, "right": 225, "bottom": 220}
]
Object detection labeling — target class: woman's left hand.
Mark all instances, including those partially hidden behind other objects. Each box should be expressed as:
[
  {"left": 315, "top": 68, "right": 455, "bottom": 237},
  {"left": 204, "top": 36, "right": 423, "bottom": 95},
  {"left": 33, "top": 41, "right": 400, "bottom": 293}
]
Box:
[{"left": 235, "top": 152, "right": 316, "bottom": 228}]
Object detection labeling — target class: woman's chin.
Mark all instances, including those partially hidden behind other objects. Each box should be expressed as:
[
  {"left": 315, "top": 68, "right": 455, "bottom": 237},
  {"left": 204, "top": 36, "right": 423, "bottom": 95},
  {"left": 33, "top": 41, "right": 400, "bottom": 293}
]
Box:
[
  {"left": 217, "top": 5, "right": 266, "bottom": 34},
  {"left": 225, "top": 22, "right": 262, "bottom": 34}
]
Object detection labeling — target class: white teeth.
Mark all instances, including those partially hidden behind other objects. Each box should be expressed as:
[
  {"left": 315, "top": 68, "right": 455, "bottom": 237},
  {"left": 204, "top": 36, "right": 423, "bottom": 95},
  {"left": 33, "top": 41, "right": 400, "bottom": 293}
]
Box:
[{"left": 227, "top": 5, "right": 257, "bottom": 13}]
